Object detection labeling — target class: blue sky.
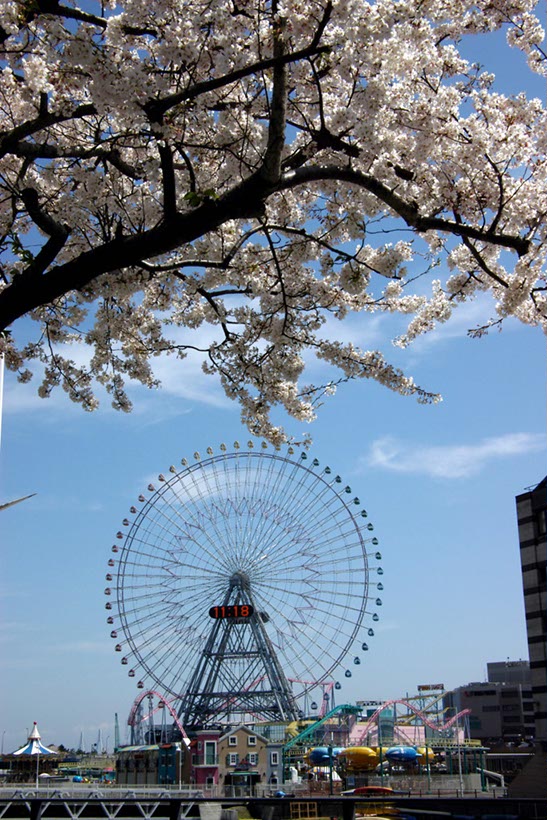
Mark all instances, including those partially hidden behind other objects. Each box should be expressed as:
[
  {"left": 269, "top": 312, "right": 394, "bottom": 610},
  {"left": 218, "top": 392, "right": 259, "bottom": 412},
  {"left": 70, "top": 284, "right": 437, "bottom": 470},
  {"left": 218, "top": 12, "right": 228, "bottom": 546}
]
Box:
[
  {"left": 0, "top": 295, "right": 544, "bottom": 753},
  {"left": 0, "top": 19, "right": 546, "bottom": 754}
]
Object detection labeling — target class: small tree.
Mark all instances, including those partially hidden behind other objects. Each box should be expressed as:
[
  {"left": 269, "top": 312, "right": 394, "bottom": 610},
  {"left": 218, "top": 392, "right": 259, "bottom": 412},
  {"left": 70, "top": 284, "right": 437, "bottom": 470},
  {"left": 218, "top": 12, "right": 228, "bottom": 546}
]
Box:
[{"left": 0, "top": 0, "right": 545, "bottom": 442}]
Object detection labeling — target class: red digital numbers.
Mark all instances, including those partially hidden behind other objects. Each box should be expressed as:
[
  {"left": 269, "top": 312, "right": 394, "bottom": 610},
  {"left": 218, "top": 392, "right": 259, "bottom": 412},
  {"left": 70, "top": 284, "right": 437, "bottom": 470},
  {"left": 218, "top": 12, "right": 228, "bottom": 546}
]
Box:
[{"left": 208, "top": 605, "right": 254, "bottom": 619}]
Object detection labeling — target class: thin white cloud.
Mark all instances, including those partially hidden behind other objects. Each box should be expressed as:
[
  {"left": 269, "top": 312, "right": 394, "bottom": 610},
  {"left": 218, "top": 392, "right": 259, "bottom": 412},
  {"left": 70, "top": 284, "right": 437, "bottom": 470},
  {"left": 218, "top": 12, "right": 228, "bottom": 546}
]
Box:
[
  {"left": 0, "top": 586, "right": 31, "bottom": 601},
  {"left": 50, "top": 640, "right": 111, "bottom": 654},
  {"left": 0, "top": 620, "right": 40, "bottom": 638},
  {"left": 363, "top": 432, "right": 545, "bottom": 479},
  {"left": 0, "top": 656, "right": 43, "bottom": 670},
  {"left": 3, "top": 377, "right": 71, "bottom": 415},
  {"left": 303, "top": 294, "right": 514, "bottom": 381},
  {"left": 395, "top": 292, "right": 534, "bottom": 358},
  {"left": 372, "top": 620, "right": 400, "bottom": 633},
  {"left": 318, "top": 312, "right": 389, "bottom": 349},
  {"left": 147, "top": 348, "right": 230, "bottom": 409},
  {"left": 313, "top": 289, "right": 500, "bottom": 361},
  {"left": 3, "top": 326, "right": 231, "bottom": 415}
]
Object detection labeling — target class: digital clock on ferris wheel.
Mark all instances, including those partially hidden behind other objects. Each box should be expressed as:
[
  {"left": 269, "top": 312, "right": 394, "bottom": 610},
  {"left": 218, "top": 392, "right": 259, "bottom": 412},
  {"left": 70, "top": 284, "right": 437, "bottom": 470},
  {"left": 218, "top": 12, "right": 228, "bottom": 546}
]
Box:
[{"left": 209, "top": 605, "right": 254, "bottom": 619}]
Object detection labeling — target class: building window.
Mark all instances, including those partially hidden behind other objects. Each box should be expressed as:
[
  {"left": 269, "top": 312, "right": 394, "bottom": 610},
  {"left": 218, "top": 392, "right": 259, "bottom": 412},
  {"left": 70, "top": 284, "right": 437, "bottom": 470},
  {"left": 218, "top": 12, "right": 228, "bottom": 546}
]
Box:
[
  {"left": 205, "top": 741, "right": 217, "bottom": 765},
  {"left": 228, "top": 753, "right": 239, "bottom": 766},
  {"left": 248, "top": 753, "right": 258, "bottom": 765},
  {"left": 248, "top": 735, "right": 257, "bottom": 746},
  {"left": 206, "top": 777, "right": 215, "bottom": 787},
  {"left": 229, "top": 736, "right": 237, "bottom": 746},
  {"left": 270, "top": 751, "right": 279, "bottom": 765},
  {"left": 469, "top": 690, "right": 496, "bottom": 697}
]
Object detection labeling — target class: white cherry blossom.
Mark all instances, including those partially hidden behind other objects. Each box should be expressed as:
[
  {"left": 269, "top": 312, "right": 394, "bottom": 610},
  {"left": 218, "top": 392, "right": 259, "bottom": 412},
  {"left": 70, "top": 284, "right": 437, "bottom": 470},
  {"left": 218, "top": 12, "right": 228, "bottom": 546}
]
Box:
[{"left": 0, "top": 0, "right": 545, "bottom": 442}]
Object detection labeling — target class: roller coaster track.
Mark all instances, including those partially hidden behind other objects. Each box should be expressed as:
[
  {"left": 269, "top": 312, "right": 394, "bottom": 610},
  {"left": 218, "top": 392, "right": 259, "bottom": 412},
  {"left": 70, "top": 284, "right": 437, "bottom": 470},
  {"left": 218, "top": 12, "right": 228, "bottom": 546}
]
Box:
[
  {"left": 127, "top": 690, "right": 190, "bottom": 744},
  {"left": 284, "top": 704, "right": 361, "bottom": 751},
  {"left": 353, "top": 699, "right": 471, "bottom": 745},
  {"left": 397, "top": 692, "right": 447, "bottom": 725}
]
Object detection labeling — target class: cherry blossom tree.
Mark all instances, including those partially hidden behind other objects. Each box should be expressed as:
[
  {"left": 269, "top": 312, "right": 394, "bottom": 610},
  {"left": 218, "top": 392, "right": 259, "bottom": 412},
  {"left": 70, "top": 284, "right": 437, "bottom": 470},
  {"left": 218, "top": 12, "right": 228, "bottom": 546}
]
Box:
[{"left": 0, "top": 0, "right": 545, "bottom": 442}]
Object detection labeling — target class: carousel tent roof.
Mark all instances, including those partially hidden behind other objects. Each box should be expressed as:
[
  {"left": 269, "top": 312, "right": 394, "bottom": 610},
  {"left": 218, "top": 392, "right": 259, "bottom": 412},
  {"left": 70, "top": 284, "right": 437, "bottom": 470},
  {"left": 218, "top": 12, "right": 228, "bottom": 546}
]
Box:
[{"left": 13, "top": 723, "right": 55, "bottom": 756}]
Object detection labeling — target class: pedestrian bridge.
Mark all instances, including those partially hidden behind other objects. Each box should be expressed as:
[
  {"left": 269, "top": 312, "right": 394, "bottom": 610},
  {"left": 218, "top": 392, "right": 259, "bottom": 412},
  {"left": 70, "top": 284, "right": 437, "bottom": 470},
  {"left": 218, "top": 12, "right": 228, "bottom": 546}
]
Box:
[{"left": 0, "top": 787, "right": 544, "bottom": 820}]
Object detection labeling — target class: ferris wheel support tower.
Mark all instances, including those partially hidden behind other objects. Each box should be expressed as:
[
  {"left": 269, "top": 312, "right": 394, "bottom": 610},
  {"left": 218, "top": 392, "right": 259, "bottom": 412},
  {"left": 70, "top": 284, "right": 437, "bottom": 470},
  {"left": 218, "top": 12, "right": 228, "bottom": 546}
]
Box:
[{"left": 180, "top": 571, "right": 299, "bottom": 726}]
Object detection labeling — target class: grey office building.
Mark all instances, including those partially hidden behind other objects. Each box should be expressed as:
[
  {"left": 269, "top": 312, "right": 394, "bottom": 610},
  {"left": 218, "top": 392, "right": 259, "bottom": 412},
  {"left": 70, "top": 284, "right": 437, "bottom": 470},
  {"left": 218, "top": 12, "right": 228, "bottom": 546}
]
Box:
[
  {"left": 447, "top": 663, "right": 535, "bottom": 743},
  {"left": 516, "top": 477, "right": 547, "bottom": 750}
]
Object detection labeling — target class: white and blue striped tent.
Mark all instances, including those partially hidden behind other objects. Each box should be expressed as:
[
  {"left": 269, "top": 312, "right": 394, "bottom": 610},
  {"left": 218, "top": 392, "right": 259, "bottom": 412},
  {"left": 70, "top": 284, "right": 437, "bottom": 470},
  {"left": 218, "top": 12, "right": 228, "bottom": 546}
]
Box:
[{"left": 13, "top": 723, "right": 55, "bottom": 756}]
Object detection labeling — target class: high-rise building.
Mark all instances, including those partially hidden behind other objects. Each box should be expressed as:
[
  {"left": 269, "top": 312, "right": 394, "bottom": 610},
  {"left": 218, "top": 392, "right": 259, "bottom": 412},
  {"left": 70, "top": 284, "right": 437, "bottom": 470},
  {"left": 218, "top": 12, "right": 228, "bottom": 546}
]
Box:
[
  {"left": 447, "top": 664, "right": 535, "bottom": 743},
  {"left": 508, "top": 478, "right": 547, "bottom": 797},
  {"left": 516, "top": 477, "right": 547, "bottom": 750},
  {"left": 488, "top": 660, "right": 532, "bottom": 686}
]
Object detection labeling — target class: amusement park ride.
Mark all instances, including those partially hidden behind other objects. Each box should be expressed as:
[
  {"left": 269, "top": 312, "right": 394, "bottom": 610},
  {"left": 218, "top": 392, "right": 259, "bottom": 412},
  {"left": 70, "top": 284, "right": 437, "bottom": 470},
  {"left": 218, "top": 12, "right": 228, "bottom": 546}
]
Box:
[
  {"left": 105, "top": 441, "right": 384, "bottom": 743},
  {"left": 105, "top": 440, "right": 473, "bottom": 779}
]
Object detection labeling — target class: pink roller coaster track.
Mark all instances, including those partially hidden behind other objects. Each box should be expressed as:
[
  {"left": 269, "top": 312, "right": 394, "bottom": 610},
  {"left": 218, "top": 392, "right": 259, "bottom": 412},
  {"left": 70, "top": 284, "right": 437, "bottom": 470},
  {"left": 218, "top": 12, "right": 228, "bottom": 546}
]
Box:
[
  {"left": 353, "top": 699, "right": 471, "bottom": 745},
  {"left": 127, "top": 690, "right": 190, "bottom": 744}
]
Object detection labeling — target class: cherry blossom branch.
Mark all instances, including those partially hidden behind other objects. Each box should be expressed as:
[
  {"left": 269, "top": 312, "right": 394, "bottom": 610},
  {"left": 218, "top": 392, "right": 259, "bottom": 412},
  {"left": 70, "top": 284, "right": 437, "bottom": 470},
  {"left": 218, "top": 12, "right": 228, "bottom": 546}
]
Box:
[
  {"left": 266, "top": 223, "right": 372, "bottom": 270},
  {"left": 278, "top": 166, "right": 531, "bottom": 257},
  {"left": 261, "top": 8, "right": 287, "bottom": 185},
  {"left": 11, "top": 142, "right": 142, "bottom": 179},
  {"left": 0, "top": 1, "right": 157, "bottom": 45},
  {"left": 460, "top": 234, "right": 509, "bottom": 289},
  {"left": 144, "top": 15, "right": 331, "bottom": 120},
  {"left": 157, "top": 143, "right": 178, "bottom": 217},
  {"left": 0, "top": 172, "right": 268, "bottom": 330},
  {"left": 261, "top": 225, "right": 290, "bottom": 335},
  {"left": 19, "top": 187, "right": 70, "bottom": 278},
  {"left": 0, "top": 151, "right": 536, "bottom": 334},
  {"left": 0, "top": 105, "right": 96, "bottom": 160}
]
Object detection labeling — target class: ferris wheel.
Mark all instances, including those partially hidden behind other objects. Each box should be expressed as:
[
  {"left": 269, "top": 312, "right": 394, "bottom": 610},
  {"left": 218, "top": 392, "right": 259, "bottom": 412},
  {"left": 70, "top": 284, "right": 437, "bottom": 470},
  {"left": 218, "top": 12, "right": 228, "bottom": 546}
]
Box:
[{"left": 105, "top": 441, "right": 384, "bottom": 727}]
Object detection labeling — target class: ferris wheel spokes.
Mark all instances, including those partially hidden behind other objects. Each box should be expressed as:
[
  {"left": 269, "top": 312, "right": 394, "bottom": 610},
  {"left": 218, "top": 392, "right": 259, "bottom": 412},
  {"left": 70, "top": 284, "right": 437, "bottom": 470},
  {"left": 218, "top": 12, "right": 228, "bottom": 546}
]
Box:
[{"left": 108, "top": 443, "right": 383, "bottom": 729}]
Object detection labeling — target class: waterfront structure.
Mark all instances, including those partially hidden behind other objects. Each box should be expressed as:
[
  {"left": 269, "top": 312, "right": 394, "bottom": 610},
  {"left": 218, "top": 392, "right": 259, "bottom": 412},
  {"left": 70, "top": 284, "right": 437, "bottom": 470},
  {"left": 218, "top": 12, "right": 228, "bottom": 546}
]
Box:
[
  {"left": 116, "top": 743, "right": 189, "bottom": 786},
  {"left": 112, "top": 725, "right": 284, "bottom": 791}
]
